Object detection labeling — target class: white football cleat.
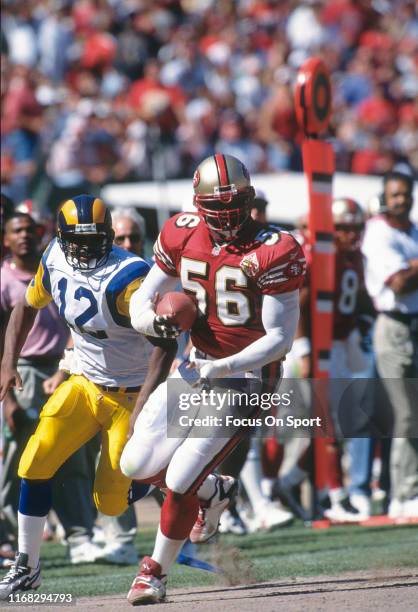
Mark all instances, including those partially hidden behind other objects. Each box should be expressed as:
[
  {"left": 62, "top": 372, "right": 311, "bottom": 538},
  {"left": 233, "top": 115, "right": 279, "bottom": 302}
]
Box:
[
  {"left": 0, "top": 553, "right": 41, "bottom": 601},
  {"left": 190, "top": 475, "right": 238, "bottom": 543},
  {"left": 250, "top": 501, "right": 294, "bottom": 532},
  {"left": 68, "top": 541, "right": 103, "bottom": 565},
  {"left": 324, "top": 498, "right": 366, "bottom": 523},
  {"left": 402, "top": 496, "right": 418, "bottom": 519},
  {"left": 219, "top": 508, "right": 247, "bottom": 536},
  {"left": 92, "top": 526, "right": 106, "bottom": 545},
  {"left": 349, "top": 494, "right": 371, "bottom": 519},
  {"left": 127, "top": 556, "right": 166, "bottom": 606},
  {"left": 95, "top": 542, "right": 138, "bottom": 565},
  {"left": 388, "top": 498, "right": 403, "bottom": 519}
]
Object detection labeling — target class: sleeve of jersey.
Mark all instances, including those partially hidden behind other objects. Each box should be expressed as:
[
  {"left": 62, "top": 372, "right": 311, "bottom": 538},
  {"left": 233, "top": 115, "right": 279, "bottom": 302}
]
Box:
[
  {"left": 106, "top": 259, "right": 151, "bottom": 328},
  {"left": 256, "top": 236, "right": 307, "bottom": 295},
  {"left": 25, "top": 245, "right": 54, "bottom": 309},
  {"left": 153, "top": 218, "right": 181, "bottom": 276}
]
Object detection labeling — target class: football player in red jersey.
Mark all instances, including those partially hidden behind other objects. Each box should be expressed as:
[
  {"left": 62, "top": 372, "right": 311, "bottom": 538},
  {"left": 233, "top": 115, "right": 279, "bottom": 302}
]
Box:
[
  {"left": 289, "top": 199, "right": 371, "bottom": 380},
  {"left": 277, "top": 198, "right": 375, "bottom": 522},
  {"left": 121, "top": 154, "right": 305, "bottom": 605}
]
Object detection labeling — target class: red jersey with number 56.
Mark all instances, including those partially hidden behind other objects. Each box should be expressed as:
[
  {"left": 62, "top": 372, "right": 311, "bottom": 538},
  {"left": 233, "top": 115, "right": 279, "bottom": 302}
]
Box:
[{"left": 153, "top": 212, "right": 306, "bottom": 358}]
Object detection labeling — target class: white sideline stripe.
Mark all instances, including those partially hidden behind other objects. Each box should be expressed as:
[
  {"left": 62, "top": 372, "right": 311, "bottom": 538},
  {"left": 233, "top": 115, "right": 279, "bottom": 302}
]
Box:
[
  {"left": 317, "top": 300, "right": 333, "bottom": 313},
  {"left": 312, "top": 182, "right": 333, "bottom": 195},
  {"left": 319, "top": 359, "right": 331, "bottom": 371},
  {"left": 315, "top": 242, "right": 335, "bottom": 254}
]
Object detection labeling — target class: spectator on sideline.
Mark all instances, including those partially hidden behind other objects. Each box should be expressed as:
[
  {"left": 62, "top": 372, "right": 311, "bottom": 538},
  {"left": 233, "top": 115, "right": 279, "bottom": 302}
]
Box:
[
  {"left": 0, "top": 212, "right": 102, "bottom": 564},
  {"left": 112, "top": 208, "right": 146, "bottom": 258},
  {"left": 362, "top": 171, "right": 418, "bottom": 519},
  {"left": 1, "top": 193, "right": 15, "bottom": 262},
  {"left": 1, "top": 0, "right": 416, "bottom": 206}
]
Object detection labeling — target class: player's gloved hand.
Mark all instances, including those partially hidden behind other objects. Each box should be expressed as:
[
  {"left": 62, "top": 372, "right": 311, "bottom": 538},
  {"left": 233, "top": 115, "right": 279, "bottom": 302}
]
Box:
[
  {"left": 153, "top": 314, "right": 181, "bottom": 339},
  {"left": 131, "top": 292, "right": 181, "bottom": 338},
  {"left": 188, "top": 358, "right": 231, "bottom": 381}
]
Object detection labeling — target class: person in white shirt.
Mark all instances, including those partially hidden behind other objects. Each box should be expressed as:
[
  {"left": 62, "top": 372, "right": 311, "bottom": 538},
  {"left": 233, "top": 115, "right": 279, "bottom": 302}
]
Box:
[{"left": 362, "top": 171, "right": 418, "bottom": 519}]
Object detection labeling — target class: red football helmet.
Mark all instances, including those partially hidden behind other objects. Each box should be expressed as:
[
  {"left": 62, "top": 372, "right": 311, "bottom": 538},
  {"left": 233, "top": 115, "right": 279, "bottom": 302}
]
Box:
[{"left": 193, "top": 153, "right": 255, "bottom": 241}]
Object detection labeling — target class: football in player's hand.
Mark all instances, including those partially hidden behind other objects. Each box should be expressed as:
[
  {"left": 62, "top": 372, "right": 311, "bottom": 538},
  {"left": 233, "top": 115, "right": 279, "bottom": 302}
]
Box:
[{"left": 156, "top": 292, "right": 198, "bottom": 331}]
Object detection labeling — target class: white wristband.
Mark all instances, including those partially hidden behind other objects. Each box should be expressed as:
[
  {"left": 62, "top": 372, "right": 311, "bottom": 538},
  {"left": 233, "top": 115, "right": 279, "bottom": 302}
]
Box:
[
  {"left": 130, "top": 299, "right": 157, "bottom": 336},
  {"left": 292, "top": 336, "right": 311, "bottom": 359}
]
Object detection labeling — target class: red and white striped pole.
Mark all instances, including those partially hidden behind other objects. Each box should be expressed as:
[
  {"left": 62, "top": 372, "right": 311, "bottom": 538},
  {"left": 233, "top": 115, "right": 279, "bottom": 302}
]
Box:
[{"left": 294, "top": 58, "right": 336, "bottom": 493}]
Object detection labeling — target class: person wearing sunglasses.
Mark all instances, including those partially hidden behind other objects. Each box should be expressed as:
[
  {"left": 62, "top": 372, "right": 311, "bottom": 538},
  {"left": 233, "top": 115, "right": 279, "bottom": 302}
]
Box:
[{"left": 112, "top": 208, "right": 146, "bottom": 258}]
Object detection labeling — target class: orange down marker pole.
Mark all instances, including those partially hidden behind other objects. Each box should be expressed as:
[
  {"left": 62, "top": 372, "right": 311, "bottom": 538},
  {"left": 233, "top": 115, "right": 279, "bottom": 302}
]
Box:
[{"left": 294, "top": 58, "right": 336, "bottom": 492}]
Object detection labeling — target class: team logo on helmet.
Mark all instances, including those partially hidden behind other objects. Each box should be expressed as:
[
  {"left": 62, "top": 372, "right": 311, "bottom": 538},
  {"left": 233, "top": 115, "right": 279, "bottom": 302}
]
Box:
[
  {"left": 240, "top": 252, "right": 259, "bottom": 278},
  {"left": 193, "top": 169, "right": 200, "bottom": 189}
]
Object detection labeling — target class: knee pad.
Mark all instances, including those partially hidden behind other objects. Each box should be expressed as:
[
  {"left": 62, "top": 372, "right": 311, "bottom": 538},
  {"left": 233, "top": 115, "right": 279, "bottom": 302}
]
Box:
[
  {"left": 18, "top": 435, "right": 56, "bottom": 480},
  {"left": 120, "top": 445, "right": 149, "bottom": 480},
  {"left": 120, "top": 441, "right": 160, "bottom": 481},
  {"left": 93, "top": 491, "right": 128, "bottom": 517},
  {"left": 165, "top": 466, "right": 190, "bottom": 495}
]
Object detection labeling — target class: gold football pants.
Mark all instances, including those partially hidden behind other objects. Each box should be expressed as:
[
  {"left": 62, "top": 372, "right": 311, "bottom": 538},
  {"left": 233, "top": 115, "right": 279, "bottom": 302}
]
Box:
[{"left": 18, "top": 374, "right": 138, "bottom": 516}]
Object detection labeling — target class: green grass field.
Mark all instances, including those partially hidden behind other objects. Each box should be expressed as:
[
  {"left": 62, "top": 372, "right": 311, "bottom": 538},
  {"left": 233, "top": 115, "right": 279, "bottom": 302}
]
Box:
[{"left": 36, "top": 522, "right": 418, "bottom": 598}]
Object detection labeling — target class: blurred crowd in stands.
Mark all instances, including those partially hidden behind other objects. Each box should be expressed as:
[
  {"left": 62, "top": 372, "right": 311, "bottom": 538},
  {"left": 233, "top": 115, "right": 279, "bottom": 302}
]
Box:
[{"left": 1, "top": 0, "right": 417, "bottom": 211}]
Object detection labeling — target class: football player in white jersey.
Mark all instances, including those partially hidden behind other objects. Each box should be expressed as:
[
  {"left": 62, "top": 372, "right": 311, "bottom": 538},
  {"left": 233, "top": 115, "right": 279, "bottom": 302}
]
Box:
[{"left": 0, "top": 195, "right": 178, "bottom": 599}]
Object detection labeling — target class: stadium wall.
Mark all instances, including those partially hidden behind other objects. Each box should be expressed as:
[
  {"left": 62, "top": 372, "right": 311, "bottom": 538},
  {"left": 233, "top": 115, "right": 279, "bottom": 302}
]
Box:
[{"left": 102, "top": 172, "right": 418, "bottom": 229}]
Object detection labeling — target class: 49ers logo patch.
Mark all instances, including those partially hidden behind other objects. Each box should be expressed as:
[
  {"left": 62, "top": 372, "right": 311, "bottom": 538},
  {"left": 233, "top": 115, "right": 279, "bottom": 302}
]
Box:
[
  {"left": 285, "top": 260, "right": 304, "bottom": 277},
  {"left": 240, "top": 252, "right": 259, "bottom": 277},
  {"left": 193, "top": 169, "right": 200, "bottom": 188}
]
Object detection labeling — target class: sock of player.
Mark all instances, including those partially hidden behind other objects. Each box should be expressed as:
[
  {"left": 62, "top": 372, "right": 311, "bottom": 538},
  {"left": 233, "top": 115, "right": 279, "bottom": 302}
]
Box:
[
  {"left": 18, "top": 479, "right": 52, "bottom": 568},
  {"left": 152, "top": 527, "right": 186, "bottom": 576},
  {"left": 154, "top": 490, "right": 199, "bottom": 576},
  {"left": 240, "top": 439, "right": 268, "bottom": 512}
]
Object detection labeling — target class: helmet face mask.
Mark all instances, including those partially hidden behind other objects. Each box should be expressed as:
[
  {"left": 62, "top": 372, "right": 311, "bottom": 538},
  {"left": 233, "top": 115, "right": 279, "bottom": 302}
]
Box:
[
  {"left": 57, "top": 195, "right": 114, "bottom": 270},
  {"left": 193, "top": 154, "right": 255, "bottom": 242},
  {"left": 58, "top": 231, "right": 113, "bottom": 270},
  {"left": 196, "top": 192, "right": 253, "bottom": 240}
]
